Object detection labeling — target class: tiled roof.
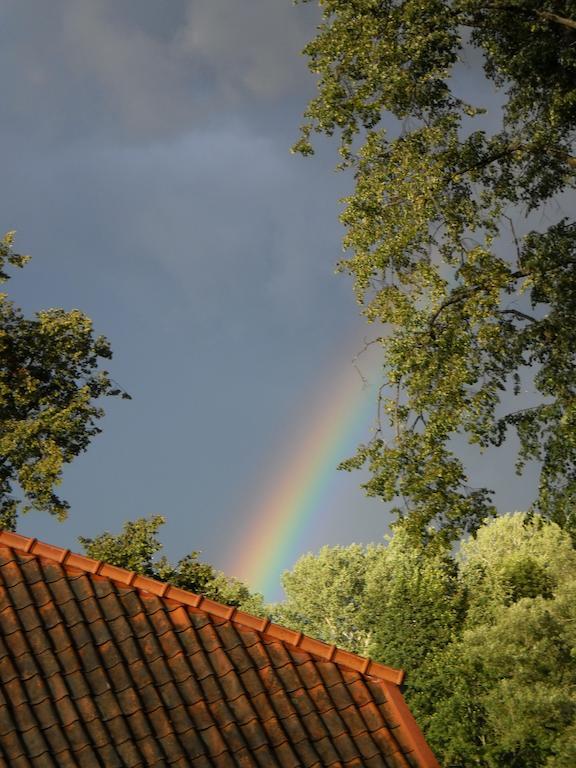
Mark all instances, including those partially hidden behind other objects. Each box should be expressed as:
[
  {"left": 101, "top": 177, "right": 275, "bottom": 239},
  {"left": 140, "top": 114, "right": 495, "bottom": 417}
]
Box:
[{"left": 0, "top": 531, "right": 439, "bottom": 767}]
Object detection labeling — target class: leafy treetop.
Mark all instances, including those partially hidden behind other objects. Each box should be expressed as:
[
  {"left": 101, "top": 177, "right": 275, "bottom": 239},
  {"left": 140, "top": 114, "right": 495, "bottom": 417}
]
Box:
[
  {"left": 79, "top": 515, "right": 265, "bottom": 613},
  {"left": 275, "top": 514, "right": 576, "bottom": 766},
  {"left": 295, "top": 0, "right": 576, "bottom": 540},
  {"left": 0, "top": 232, "right": 127, "bottom": 529}
]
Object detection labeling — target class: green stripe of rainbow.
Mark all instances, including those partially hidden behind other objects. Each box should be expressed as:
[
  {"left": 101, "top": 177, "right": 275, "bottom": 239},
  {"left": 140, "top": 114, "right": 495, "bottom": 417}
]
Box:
[{"left": 228, "top": 363, "right": 379, "bottom": 596}]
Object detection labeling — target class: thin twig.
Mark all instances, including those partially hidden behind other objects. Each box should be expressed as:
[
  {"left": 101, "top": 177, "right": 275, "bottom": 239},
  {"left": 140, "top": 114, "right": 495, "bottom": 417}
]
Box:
[{"left": 498, "top": 309, "right": 538, "bottom": 323}]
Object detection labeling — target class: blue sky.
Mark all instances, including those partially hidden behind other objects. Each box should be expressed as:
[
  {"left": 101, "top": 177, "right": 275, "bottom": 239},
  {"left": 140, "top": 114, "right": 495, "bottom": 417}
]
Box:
[{"left": 1, "top": 1, "right": 538, "bottom": 600}]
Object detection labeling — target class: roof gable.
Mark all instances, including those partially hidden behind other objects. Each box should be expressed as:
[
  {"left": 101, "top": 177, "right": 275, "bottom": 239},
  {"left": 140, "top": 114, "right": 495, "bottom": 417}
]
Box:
[{"left": 0, "top": 531, "right": 439, "bottom": 767}]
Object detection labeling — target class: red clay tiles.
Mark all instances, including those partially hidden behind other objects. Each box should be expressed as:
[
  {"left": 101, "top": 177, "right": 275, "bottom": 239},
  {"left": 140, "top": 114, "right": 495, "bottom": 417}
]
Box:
[{"left": 0, "top": 532, "right": 439, "bottom": 767}]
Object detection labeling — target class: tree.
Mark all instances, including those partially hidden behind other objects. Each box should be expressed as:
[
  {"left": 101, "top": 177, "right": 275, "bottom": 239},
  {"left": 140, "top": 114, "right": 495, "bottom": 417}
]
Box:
[
  {"left": 270, "top": 543, "right": 384, "bottom": 654},
  {"left": 0, "top": 232, "right": 127, "bottom": 529},
  {"left": 275, "top": 515, "right": 576, "bottom": 766},
  {"left": 426, "top": 514, "right": 576, "bottom": 767},
  {"left": 295, "top": 0, "right": 576, "bottom": 540},
  {"left": 79, "top": 515, "right": 265, "bottom": 612},
  {"left": 361, "top": 529, "right": 465, "bottom": 728},
  {"left": 430, "top": 589, "right": 576, "bottom": 767},
  {"left": 458, "top": 511, "right": 575, "bottom": 624},
  {"left": 273, "top": 530, "right": 464, "bottom": 710}
]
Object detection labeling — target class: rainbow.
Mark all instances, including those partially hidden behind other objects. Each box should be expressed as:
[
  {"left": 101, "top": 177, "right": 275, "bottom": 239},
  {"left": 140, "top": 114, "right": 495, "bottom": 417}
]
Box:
[{"left": 228, "top": 354, "right": 380, "bottom": 597}]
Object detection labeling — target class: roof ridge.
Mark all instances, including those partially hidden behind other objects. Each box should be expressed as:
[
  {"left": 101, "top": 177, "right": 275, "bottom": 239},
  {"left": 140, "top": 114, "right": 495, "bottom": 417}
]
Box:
[{"left": 0, "top": 530, "right": 405, "bottom": 686}]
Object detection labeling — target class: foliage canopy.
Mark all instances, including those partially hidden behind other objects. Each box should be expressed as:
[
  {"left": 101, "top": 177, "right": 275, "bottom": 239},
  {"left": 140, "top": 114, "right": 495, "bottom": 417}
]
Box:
[
  {"left": 275, "top": 514, "right": 576, "bottom": 766},
  {"left": 80, "top": 516, "right": 265, "bottom": 612},
  {"left": 0, "top": 233, "right": 127, "bottom": 529},
  {"left": 296, "top": 0, "right": 576, "bottom": 539}
]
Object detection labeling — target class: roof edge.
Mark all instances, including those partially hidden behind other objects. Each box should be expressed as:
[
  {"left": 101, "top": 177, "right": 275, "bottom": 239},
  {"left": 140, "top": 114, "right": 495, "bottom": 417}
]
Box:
[
  {"left": 381, "top": 682, "right": 441, "bottom": 768},
  {"left": 0, "top": 530, "right": 405, "bottom": 686}
]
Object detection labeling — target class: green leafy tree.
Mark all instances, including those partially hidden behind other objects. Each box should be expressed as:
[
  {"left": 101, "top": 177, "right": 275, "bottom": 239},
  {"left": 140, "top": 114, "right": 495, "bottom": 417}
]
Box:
[
  {"left": 295, "top": 0, "right": 576, "bottom": 540},
  {"left": 79, "top": 515, "right": 265, "bottom": 612},
  {"left": 427, "top": 514, "right": 576, "bottom": 767},
  {"left": 271, "top": 543, "right": 385, "bottom": 654},
  {"left": 0, "top": 232, "right": 126, "bottom": 529},
  {"left": 274, "top": 514, "right": 576, "bottom": 766},
  {"left": 458, "top": 511, "right": 575, "bottom": 624},
  {"left": 361, "top": 529, "right": 465, "bottom": 727},
  {"left": 273, "top": 530, "right": 464, "bottom": 708}
]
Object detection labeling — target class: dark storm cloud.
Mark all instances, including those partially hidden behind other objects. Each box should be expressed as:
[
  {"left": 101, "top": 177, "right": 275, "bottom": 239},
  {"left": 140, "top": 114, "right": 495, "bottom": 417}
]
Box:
[
  {"left": 1, "top": 0, "right": 339, "bottom": 339},
  {"left": 0, "top": 0, "right": 317, "bottom": 145},
  {"left": 11, "top": 129, "right": 347, "bottom": 331}
]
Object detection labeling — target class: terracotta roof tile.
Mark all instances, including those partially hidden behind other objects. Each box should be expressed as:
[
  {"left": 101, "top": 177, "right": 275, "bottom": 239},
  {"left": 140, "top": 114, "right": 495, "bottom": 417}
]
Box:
[
  {"left": 3, "top": 678, "right": 27, "bottom": 709},
  {"left": 230, "top": 712, "right": 266, "bottom": 749},
  {"left": 20, "top": 723, "right": 51, "bottom": 758},
  {"left": 44, "top": 722, "right": 68, "bottom": 755},
  {"left": 370, "top": 731, "right": 411, "bottom": 768},
  {"left": 350, "top": 728, "right": 381, "bottom": 761},
  {"left": 7, "top": 756, "right": 32, "bottom": 768},
  {"left": 337, "top": 703, "right": 369, "bottom": 739},
  {"left": 0, "top": 533, "right": 439, "bottom": 766},
  {"left": 320, "top": 706, "right": 349, "bottom": 740},
  {"left": 116, "top": 736, "right": 145, "bottom": 767},
  {"left": 202, "top": 721, "right": 232, "bottom": 757},
  {"left": 359, "top": 699, "right": 389, "bottom": 732},
  {"left": 157, "top": 678, "right": 183, "bottom": 710},
  {"left": 220, "top": 722, "right": 249, "bottom": 754},
  {"left": 310, "top": 733, "right": 343, "bottom": 765},
  {"left": 274, "top": 739, "right": 303, "bottom": 767},
  {"left": 171, "top": 723, "right": 208, "bottom": 761},
  {"left": 116, "top": 634, "right": 142, "bottom": 667},
  {"left": 210, "top": 750, "right": 244, "bottom": 768},
  {"left": 289, "top": 736, "right": 324, "bottom": 766},
  {"left": 0, "top": 728, "right": 24, "bottom": 762},
  {"left": 334, "top": 729, "right": 364, "bottom": 762},
  {"left": 189, "top": 646, "right": 215, "bottom": 682}
]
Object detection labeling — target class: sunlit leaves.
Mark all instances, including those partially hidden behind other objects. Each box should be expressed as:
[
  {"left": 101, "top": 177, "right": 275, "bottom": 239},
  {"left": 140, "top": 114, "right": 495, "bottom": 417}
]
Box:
[
  {"left": 297, "top": 0, "right": 576, "bottom": 539},
  {"left": 80, "top": 516, "right": 264, "bottom": 612},
  {"left": 274, "top": 513, "right": 576, "bottom": 766},
  {"left": 0, "top": 233, "right": 123, "bottom": 528}
]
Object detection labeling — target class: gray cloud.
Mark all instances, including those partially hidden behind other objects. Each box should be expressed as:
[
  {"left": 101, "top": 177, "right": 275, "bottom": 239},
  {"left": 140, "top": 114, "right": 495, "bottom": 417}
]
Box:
[
  {"left": 179, "top": 0, "right": 315, "bottom": 99},
  {"left": 7, "top": 127, "right": 346, "bottom": 338},
  {"left": 0, "top": 0, "right": 317, "bottom": 144}
]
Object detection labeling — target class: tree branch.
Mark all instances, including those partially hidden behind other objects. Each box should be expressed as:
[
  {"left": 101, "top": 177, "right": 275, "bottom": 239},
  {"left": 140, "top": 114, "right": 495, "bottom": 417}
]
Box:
[
  {"left": 452, "top": 143, "right": 523, "bottom": 181},
  {"left": 453, "top": 143, "right": 576, "bottom": 183},
  {"left": 464, "top": 4, "right": 576, "bottom": 33},
  {"left": 537, "top": 9, "right": 576, "bottom": 32},
  {"left": 428, "top": 286, "right": 485, "bottom": 334},
  {"left": 427, "top": 268, "right": 531, "bottom": 336},
  {"left": 498, "top": 309, "right": 538, "bottom": 323}
]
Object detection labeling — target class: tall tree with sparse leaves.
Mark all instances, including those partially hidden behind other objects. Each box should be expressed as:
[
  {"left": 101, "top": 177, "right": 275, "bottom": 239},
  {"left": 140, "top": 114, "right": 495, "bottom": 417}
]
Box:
[
  {"left": 0, "top": 232, "right": 127, "bottom": 529},
  {"left": 295, "top": 0, "right": 576, "bottom": 541}
]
